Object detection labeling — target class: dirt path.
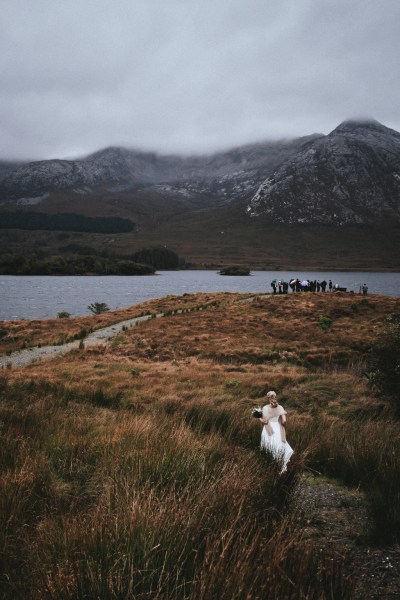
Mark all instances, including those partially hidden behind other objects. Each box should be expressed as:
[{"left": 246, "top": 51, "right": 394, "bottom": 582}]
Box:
[
  {"left": 0, "top": 293, "right": 270, "bottom": 370},
  {"left": 0, "top": 312, "right": 160, "bottom": 369},
  {"left": 296, "top": 475, "right": 400, "bottom": 599}
]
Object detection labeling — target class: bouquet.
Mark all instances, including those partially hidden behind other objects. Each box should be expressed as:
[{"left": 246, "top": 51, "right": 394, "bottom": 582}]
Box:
[{"left": 252, "top": 406, "right": 262, "bottom": 419}]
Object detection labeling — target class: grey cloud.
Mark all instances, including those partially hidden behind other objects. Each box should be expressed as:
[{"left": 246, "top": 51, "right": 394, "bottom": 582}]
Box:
[{"left": 0, "top": 0, "right": 399, "bottom": 160}]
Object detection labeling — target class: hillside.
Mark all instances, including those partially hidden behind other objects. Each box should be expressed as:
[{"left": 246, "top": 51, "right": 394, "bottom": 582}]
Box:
[
  {"left": 1, "top": 119, "right": 400, "bottom": 269},
  {"left": 1, "top": 291, "right": 400, "bottom": 598}
]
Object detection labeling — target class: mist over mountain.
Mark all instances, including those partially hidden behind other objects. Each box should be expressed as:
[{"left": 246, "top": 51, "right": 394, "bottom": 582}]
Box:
[
  {"left": 1, "top": 119, "right": 400, "bottom": 229},
  {"left": 0, "top": 134, "right": 320, "bottom": 206}
]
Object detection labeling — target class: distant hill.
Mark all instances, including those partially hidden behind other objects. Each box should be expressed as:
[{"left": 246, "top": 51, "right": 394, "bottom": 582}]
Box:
[{"left": 1, "top": 120, "right": 400, "bottom": 270}]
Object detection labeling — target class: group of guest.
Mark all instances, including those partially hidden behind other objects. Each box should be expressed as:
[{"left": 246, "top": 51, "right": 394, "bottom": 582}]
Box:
[
  {"left": 271, "top": 278, "right": 330, "bottom": 294},
  {"left": 271, "top": 279, "right": 369, "bottom": 295},
  {"left": 292, "top": 279, "right": 328, "bottom": 293}
]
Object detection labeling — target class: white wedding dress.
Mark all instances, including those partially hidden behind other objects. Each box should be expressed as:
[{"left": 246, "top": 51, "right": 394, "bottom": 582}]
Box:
[{"left": 260, "top": 414, "right": 293, "bottom": 472}]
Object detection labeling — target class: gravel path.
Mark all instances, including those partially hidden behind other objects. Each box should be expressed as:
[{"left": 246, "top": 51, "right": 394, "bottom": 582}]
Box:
[{"left": 0, "top": 312, "right": 160, "bottom": 369}]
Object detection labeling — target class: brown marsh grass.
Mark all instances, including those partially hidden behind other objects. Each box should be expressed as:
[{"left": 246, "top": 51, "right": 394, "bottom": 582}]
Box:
[
  {"left": 0, "top": 292, "right": 235, "bottom": 354},
  {"left": 0, "top": 387, "right": 345, "bottom": 599},
  {"left": 1, "top": 291, "right": 400, "bottom": 597}
]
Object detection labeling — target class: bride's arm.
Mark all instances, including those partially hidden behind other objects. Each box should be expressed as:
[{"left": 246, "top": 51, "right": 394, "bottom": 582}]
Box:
[{"left": 260, "top": 406, "right": 269, "bottom": 425}]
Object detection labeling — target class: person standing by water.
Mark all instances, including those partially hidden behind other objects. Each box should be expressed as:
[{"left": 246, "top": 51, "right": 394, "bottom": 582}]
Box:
[{"left": 257, "top": 391, "right": 293, "bottom": 472}]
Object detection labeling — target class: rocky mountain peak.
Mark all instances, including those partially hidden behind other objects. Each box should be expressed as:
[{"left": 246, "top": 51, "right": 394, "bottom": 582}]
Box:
[
  {"left": 332, "top": 118, "right": 385, "bottom": 133},
  {"left": 246, "top": 118, "right": 400, "bottom": 225},
  {"left": 329, "top": 119, "right": 400, "bottom": 143}
]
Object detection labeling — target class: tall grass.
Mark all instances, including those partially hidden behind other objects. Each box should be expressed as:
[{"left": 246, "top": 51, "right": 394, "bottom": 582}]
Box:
[
  {"left": 290, "top": 415, "right": 400, "bottom": 543},
  {"left": 2, "top": 292, "right": 399, "bottom": 596},
  {"left": 0, "top": 379, "right": 351, "bottom": 599}
]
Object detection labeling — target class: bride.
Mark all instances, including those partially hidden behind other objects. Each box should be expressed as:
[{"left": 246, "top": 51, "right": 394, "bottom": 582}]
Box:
[{"left": 259, "top": 390, "right": 293, "bottom": 471}]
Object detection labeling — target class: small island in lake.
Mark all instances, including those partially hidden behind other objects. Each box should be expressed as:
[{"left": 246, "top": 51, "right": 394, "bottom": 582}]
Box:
[{"left": 218, "top": 266, "right": 250, "bottom": 276}]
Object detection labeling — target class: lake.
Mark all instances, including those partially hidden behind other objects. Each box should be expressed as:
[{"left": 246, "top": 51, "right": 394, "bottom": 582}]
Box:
[{"left": 1, "top": 270, "right": 400, "bottom": 320}]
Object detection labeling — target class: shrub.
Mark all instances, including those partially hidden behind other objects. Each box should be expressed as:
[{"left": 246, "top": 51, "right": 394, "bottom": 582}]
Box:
[
  {"left": 319, "top": 315, "right": 333, "bottom": 331},
  {"left": 87, "top": 302, "right": 110, "bottom": 315},
  {"left": 57, "top": 311, "right": 71, "bottom": 319}
]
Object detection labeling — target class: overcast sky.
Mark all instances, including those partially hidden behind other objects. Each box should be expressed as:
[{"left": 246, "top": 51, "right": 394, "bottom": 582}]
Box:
[{"left": 1, "top": 0, "right": 399, "bottom": 161}]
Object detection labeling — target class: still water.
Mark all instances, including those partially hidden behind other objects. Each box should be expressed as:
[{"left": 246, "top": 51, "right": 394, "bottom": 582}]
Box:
[{"left": 1, "top": 270, "right": 400, "bottom": 320}]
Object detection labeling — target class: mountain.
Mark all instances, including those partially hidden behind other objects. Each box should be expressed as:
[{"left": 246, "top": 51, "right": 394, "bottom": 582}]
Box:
[
  {"left": 2, "top": 119, "right": 400, "bottom": 227},
  {"left": 0, "top": 160, "right": 25, "bottom": 179},
  {"left": 1, "top": 119, "right": 400, "bottom": 270},
  {"left": 246, "top": 119, "right": 400, "bottom": 224},
  {"left": 0, "top": 136, "right": 320, "bottom": 205}
]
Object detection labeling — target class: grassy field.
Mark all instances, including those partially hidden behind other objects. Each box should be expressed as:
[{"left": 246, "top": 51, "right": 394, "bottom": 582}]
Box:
[{"left": 1, "top": 291, "right": 399, "bottom": 598}]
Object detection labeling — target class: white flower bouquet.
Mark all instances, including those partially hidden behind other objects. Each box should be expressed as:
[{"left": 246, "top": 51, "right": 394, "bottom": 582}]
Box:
[{"left": 252, "top": 406, "right": 262, "bottom": 418}]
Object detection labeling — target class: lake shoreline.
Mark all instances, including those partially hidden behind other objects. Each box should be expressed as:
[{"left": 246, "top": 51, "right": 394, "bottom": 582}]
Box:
[
  {"left": 1, "top": 270, "right": 400, "bottom": 320},
  {"left": 3, "top": 266, "right": 400, "bottom": 275}
]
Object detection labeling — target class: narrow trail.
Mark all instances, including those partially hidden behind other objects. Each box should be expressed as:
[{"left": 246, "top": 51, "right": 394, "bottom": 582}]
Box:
[
  {"left": 0, "top": 293, "right": 270, "bottom": 369},
  {"left": 296, "top": 475, "right": 400, "bottom": 599},
  {"left": 0, "top": 312, "right": 161, "bottom": 369}
]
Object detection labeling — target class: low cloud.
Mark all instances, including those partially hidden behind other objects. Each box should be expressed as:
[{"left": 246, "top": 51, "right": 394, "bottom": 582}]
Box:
[{"left": 1, "top": 0, "right": 399, "bottom": 160}]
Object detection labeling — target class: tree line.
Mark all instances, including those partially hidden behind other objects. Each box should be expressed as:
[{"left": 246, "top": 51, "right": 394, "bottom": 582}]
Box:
[
  {"left": 0, "top": 253, "right": 155, "bottom": 275},
  {"left": 131, "top": 246, "right": 185, "bottom": 269},
  {"left": 0, "top": 246, "right": 186, "bottom": 275}
]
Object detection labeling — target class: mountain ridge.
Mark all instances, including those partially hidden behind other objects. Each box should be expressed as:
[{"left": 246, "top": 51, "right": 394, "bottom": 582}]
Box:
[
  {"left": 2, "top": 120, "right": 400, "bottom": 228},
  {"left": 1, "top": 119, "right": 400, "bottom": 270},
  {"left": 0, "top": 134, "right": 322, "bottom": 203}
]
